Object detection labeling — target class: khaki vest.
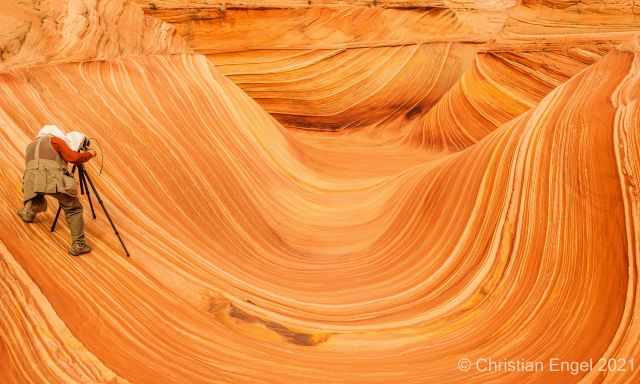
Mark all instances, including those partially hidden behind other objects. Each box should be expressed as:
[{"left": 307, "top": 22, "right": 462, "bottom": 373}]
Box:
[{"left": 22, "top": 136, "right": 77, "bottom": 202}]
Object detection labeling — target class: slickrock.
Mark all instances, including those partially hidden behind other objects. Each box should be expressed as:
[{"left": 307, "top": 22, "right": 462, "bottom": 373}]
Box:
[
  {"left": 0, "top": 0, "right": 188, "bottom": 71},
  {"left": 1, "top": 0, "right": 640, "bottom": 383}
]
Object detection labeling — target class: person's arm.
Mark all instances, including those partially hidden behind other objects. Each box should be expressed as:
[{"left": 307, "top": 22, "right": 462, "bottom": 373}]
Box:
[{"left": 50, "top": 137, "right": 95, "bottom": 164}]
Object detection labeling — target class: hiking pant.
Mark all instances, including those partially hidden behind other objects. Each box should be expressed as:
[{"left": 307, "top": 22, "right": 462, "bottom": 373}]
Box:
[{"left": 24, "top": 193, "right": 85, "bottom": 244}]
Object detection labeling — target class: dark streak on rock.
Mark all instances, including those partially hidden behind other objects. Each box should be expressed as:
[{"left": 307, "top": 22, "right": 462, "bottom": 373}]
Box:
[
  {"left": 405, "top": 104, "right": 423, "bottom": 120},
  {"left": 229, "top": 304, "right": 330, "bottom": 346}
]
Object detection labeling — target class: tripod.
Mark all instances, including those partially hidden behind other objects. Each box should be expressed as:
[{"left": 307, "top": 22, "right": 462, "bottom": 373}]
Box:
[{"left": 51, "top": 163, "right": 130, "bottom": 257}]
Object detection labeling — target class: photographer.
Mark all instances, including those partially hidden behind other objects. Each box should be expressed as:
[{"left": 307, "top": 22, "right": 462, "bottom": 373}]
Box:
[{"left": 17, "top": 125, "right": 96, "bottom": 256}]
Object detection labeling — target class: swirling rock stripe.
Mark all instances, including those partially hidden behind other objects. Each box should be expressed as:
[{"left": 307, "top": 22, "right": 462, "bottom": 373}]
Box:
[
  {"left": 403, "top": 47, "right": 606, "bottom": 151},
  {"left": 505, "top": 3, "right": 640, "bottom": 36},
  {"left": 212, "top": 43, "right": 475, "bottom": 131},
  {"left": 0, "top": 241, "right": 129, "bottom": 383},
  {"left": 142, "top": 5, "right": 473, "bottom": 51},
  {"left": 140, "top": 2, "right": 636, "bottom": 139},
  {"left": 0, "top": 0, "right": 188, "bottom": 72}
]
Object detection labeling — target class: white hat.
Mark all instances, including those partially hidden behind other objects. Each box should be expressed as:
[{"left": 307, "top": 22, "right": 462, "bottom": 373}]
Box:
[
  {"left": 37, "top": 124, "right": 72, "bottom": 147},
  {"left": 65, "top": 131, "right": 88, "bottom": 152}
]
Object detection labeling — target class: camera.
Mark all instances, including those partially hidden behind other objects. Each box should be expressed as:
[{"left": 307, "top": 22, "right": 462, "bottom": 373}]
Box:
[{"left": 80, "top": 137, "right": 91, "bottom": 151}]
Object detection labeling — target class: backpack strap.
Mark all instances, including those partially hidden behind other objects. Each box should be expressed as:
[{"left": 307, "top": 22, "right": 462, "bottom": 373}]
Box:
[{"left": 33, "top": 136, "right": 43, "bottom": 164}]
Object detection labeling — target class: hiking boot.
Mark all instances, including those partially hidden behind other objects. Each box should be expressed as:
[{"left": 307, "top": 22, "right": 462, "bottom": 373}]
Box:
[
  {"left": 17, "top": 208, "right": 35, "bottom": 223},
  {"left": 69, "top": 241, "right": 92, "bottom": 256}
]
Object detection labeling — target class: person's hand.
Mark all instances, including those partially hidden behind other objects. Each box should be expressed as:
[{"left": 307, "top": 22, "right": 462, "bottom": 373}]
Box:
[{"left": 87, "top": 150, "right": 97, "bottom": 158}]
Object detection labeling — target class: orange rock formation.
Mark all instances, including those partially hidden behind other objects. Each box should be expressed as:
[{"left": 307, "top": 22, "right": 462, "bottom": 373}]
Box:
[{"left": 1, "top": 0, "right": 640, "bottom": 383}]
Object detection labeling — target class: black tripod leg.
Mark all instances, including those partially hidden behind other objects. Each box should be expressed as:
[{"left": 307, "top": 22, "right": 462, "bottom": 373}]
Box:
[
  {"left": 79, "top": 167, "right": 85, "bottom": 195},
  {"left": 50, "top": 206, "right": 62, "bottom": 232},
  {"left": 51, "top": 165, "right": 78, "bottom": 232},
  {"left": 79, "top": 167, "right": 97, "bottom": 219},
  {"left": 82, "top": 170, "right": 130, "bottom": 257}
]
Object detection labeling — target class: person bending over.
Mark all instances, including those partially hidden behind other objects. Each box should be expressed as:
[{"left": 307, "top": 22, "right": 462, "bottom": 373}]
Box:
[{"left": 17, "top": 125, "right": 96, "bottom": 256}]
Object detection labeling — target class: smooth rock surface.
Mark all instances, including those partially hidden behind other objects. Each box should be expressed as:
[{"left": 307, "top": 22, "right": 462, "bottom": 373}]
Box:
[{"left": 1, "top": 1, "right": 640, "bottom": 383}]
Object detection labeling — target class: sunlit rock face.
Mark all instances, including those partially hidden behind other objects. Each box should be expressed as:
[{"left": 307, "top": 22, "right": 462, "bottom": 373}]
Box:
[
  {"left": 1, "top": 1, "right": 640, "bottom": 383},
  {"left": 136, "top": 0, "right": 638, "bottom": 132},
  {"left": 0, "top": 0, "right": 187, "bottom": 71}
]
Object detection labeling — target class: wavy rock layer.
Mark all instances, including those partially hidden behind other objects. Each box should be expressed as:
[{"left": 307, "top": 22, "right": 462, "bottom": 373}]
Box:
[
  {"left": 140, "top": 1, "right": 638, "bottom": 135},
  {"left": 0, "top": 240, "right": 129, "bottom": 383},
  {"left": 0, "top": 0, "right": 188, "bottom": 71},
  {"left": 1, "top": 1, "right": 640, "bottom": 383}
]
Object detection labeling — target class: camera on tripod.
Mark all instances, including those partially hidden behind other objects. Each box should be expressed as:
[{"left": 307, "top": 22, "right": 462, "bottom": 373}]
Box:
[
  {"left": 66, "top": 131, "right": 91, "bottom": 153},
  {"left": 80, "top": 137, "right": 91, "bottom": 151}
]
